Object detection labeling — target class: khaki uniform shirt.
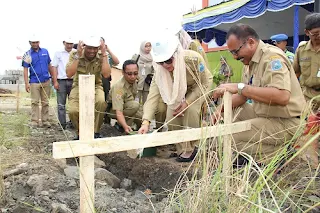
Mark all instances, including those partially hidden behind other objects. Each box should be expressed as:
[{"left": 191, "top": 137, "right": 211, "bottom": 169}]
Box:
[
  {"left": 67, "top": 50, "right": 104, "bottom": 87},
  {"left": 108, "top": 77, "right": 138, "bottom": 111},
  {"left": 293, "top": 40, "right": 320, "bottom": 100},
  {"left": 188, "top": 40, "right": 209, "bottom": 68},
  {"left": 242, "top": 41, "right": 305, "bottom": 118},
  {"left": 143, "top": 50, "right": 213, "bottom": 121}
]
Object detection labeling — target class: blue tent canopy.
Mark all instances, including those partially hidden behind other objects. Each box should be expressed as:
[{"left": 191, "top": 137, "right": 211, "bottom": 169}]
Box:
[{"left": 183, "top": 0, "right": 315, "bottom": 51}]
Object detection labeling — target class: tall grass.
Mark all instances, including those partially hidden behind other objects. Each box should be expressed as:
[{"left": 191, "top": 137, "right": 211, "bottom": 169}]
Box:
[{"left": 160, "top": 98, "right": 319, "bottom": 213}]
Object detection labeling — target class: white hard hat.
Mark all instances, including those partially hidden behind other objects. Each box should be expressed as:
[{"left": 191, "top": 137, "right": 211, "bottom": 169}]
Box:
[
  {"left": 63, "top": 37, "right": 74, "bottom": 43},
  {"left": 168, "top": 25, "right": 183, "bottom": 35},
  {"left": 83, "top": 36, "right": 100, "bottom": 47},
  {"left": 151, "top": 35, "right": 179, "bottom": 62},
  {"left": 29, "top": 34, "right": 39, "bottom": 42}
]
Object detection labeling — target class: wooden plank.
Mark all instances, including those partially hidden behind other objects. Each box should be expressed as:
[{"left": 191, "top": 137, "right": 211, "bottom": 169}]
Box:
[
  {"left": 222, "top": 92, "right": 232, "bottom": 193},
  {"left": 78, "top": 75, "right": 95, "bottom": 213},
  {"left": 0, "top": 94, "right": 17, "bottom": 97},
  {"left": 53, "top": 121, "right": 251, "bottom": 159}
]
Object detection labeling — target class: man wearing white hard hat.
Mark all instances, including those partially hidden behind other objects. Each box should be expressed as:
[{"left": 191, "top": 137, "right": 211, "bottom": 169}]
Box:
[
  {"left": 138, "top": 35, "right": 213, "bottom": 162},
  {"left": 52, "top": 37, "right": 75, "bottom": 129},
  {"left": 22, "top": 34, "right": 56, "bottom": 127},
  {"left": 66, "top": 36, "right": 111, "bottom": 139}
]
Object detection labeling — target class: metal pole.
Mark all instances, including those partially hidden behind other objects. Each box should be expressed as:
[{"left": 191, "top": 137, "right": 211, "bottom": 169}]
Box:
[
  {"left": 314, "top": 0, "right": 320, "bottom": 13},
  {"left": 293, "top": 6, "right": 300, "bottom": 52}
]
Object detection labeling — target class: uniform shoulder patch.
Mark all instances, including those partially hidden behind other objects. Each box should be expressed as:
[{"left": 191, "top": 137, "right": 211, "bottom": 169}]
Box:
[
  {"left": 198, "top": 62, "right": 205, "bottom": 72},
  {"left": 271, "top": 59, "right": 283, "bottom": 71},
  {"left": 298, "top": 41, "right": 307, "bottom": 47},
  {"left": 115, "top": 89, "right": 124, "bottom": 100}
]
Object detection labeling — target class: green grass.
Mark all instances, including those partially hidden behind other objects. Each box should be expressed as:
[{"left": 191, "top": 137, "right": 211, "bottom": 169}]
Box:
[{"left": 0, "top": 112, "right": 30, "bottom": 148}]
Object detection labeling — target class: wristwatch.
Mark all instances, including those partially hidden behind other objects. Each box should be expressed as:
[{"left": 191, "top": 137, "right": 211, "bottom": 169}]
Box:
[
  {"left": 73, "top": 54, "right": 79, "bottom": 60},
  {"left": 237, "top": 83, "right": 246, "bottom": 95},
  {"left": 142, "top": 120, "right": 150, "bottom": 126}
]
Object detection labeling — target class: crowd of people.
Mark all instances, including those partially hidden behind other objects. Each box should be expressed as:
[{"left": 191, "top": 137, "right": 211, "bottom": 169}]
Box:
[{"left": 22, "top": 13, "right": 320, "bottom": 166}]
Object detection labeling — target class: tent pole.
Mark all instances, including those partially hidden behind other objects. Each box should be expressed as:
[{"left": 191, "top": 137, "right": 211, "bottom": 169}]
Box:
[
  {"left": 293, "top": 5, "right": 300, "bottom": 52},
  {"left": 315, "top": 0, "right": 320, "bottom": 13}
]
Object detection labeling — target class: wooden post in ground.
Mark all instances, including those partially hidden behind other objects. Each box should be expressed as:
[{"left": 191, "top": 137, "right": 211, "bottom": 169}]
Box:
[
  {"left": 79, "top": 75, "right": 95, "bottom": 213},
  {"left": 16, "top": 83, "right": 20, "bottom": 113},
  {"left": 223, "top": 91, "right": 232, "bottom": 193}
]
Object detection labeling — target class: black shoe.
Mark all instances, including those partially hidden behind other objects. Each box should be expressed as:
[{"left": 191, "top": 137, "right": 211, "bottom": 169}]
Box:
[
  {"left": 232, "top": 155, "right": 249, "bottom": 168},
  {"left": 104, "top": 115, "right": 111, "bottom": 124},
  {"left": 176, "top": 147, "right": 198, "bottom": 162},
  {"left": 114, "top": 122, "right": 124, "bottom": 133},
  {"left": 94, "top": 133, "right": 102, "bottom": 138}
]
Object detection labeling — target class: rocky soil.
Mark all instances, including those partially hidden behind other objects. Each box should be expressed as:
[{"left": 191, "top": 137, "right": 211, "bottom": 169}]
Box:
[{"left": 0, "top": 104, "right": 191, "bottom": 213}]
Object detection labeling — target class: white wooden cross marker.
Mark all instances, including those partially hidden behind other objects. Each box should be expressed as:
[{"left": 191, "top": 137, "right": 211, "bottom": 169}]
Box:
[{"left": 52, "top": 75, "right": 251, "bottom": 213}]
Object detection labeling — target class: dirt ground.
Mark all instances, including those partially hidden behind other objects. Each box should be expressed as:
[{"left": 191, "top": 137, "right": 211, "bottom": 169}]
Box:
[
  {"left": 1, "top": 85, "right": 320, "bottom": 212},
  {"left": 0, "top": 94, "right": 194, "bottom": 213}
]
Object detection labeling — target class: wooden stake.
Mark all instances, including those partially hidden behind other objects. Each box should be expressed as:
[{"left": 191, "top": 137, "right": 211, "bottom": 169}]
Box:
[
  {"left": 79, "top": 75, "right": 95, "bottom": 213},
  {"left": 16, "top": 82, "right": 20, "bottom": 113},
  {"left": 223, "top": 91, "right": 232, "bottom": 193}
]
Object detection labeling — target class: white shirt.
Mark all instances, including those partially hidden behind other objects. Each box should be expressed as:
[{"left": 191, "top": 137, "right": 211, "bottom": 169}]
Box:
[{"left": 52, "top": 49, "right": 73, "bottom": 79}]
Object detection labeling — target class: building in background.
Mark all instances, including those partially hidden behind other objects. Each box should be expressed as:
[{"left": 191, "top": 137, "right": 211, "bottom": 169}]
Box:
[{"left": 0, "top": 70, "right": 24, "bottom": 84}]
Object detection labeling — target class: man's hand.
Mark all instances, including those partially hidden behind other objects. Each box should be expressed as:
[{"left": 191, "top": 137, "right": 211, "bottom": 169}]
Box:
[
  {"left": 213, "top": 83, "right": 238, "bottom": 100},
  {"left": 53, "top": 81, "right": 59, "bottom": 90},
  {"left": 77, "top": 40, "right": 84, "bottom": 57},
  {"left": 138, "top": 124, "right": 149, "bottom": 134},
  {"left": 210, "top": 110, "right": 222, "bottom": 125},
  {"left": 100, "top": 40, "right": 106, "bottom": 54},
  {"left": 25, "top": 83, "right": 30, "bottom": 93},
  {"left": 124, "top": 125, "right": 133, "bottom": 134},
  {"left": 173, "top": 101, "right": 188, "bottom": 117}
]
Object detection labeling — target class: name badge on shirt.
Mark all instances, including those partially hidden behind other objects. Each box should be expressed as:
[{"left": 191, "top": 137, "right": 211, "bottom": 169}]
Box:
[{"left": 317, "top": 69, "right": 320, "bottom": 78}]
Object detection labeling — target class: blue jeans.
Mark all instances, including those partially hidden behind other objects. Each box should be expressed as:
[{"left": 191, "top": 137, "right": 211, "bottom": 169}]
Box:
[{"left": 57, "top": 79, "right": 73, "bottom": 127}]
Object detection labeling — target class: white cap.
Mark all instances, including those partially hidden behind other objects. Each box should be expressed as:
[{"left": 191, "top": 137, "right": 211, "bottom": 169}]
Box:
[
  {"left": 29, "top": 34, "right": 39, "bottom": 42},
  {"left": 63, "top": 37, "right": 74, "bottom": 43},
  {"left": 83, "top": 36, "right": 100, "bottom": 47},
  {"left": 151, "top": 35, "right": 179, "bottom": 62}
]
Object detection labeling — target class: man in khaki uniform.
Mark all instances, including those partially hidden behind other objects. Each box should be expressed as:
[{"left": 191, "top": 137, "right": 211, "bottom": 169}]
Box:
[
  {"left": 66, "top": 36, "right": 111, "bottom": 139},
  {"left": 292, "top": 13, "right": 320, "bottom": 168},
  {"left": 293, "top": 13, "right": 320, "bottom": 107},
  {"left": 107, "top": 60, "right": 142, "bottom": 134},
  {"left": 138, "top": 35, "right": 213, "bottom": 162},
  {"left": 213, "top": 24, "right": 306, "bottom": 164}
]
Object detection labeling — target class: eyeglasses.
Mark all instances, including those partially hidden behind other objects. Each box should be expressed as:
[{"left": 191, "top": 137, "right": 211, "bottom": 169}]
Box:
[
  {"left": 308, "top": 31, "right": 320, "bottom": 37},
  {"left": 156, "top": 57, "right": 173, "bottom": 65},
  {"left": 229, "top": 40, "right": 247, "bottom": 56},
  {"left": 125, "top": 72, "right": 138, "bottom": 76}
]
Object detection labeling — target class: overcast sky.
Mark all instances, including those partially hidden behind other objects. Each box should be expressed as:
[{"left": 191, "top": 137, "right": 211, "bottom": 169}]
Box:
[{"left": 0, "top": 0, "right": 201, "bottom": 74}]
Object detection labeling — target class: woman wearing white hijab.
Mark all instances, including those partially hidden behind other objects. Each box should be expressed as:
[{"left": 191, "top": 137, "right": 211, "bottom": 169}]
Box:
[
  {"left": 135, "top": 41, "right": 154, "bottom": 104},
  {"left": 138, "top": 35, "right": 213, "bottom": 162}
]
